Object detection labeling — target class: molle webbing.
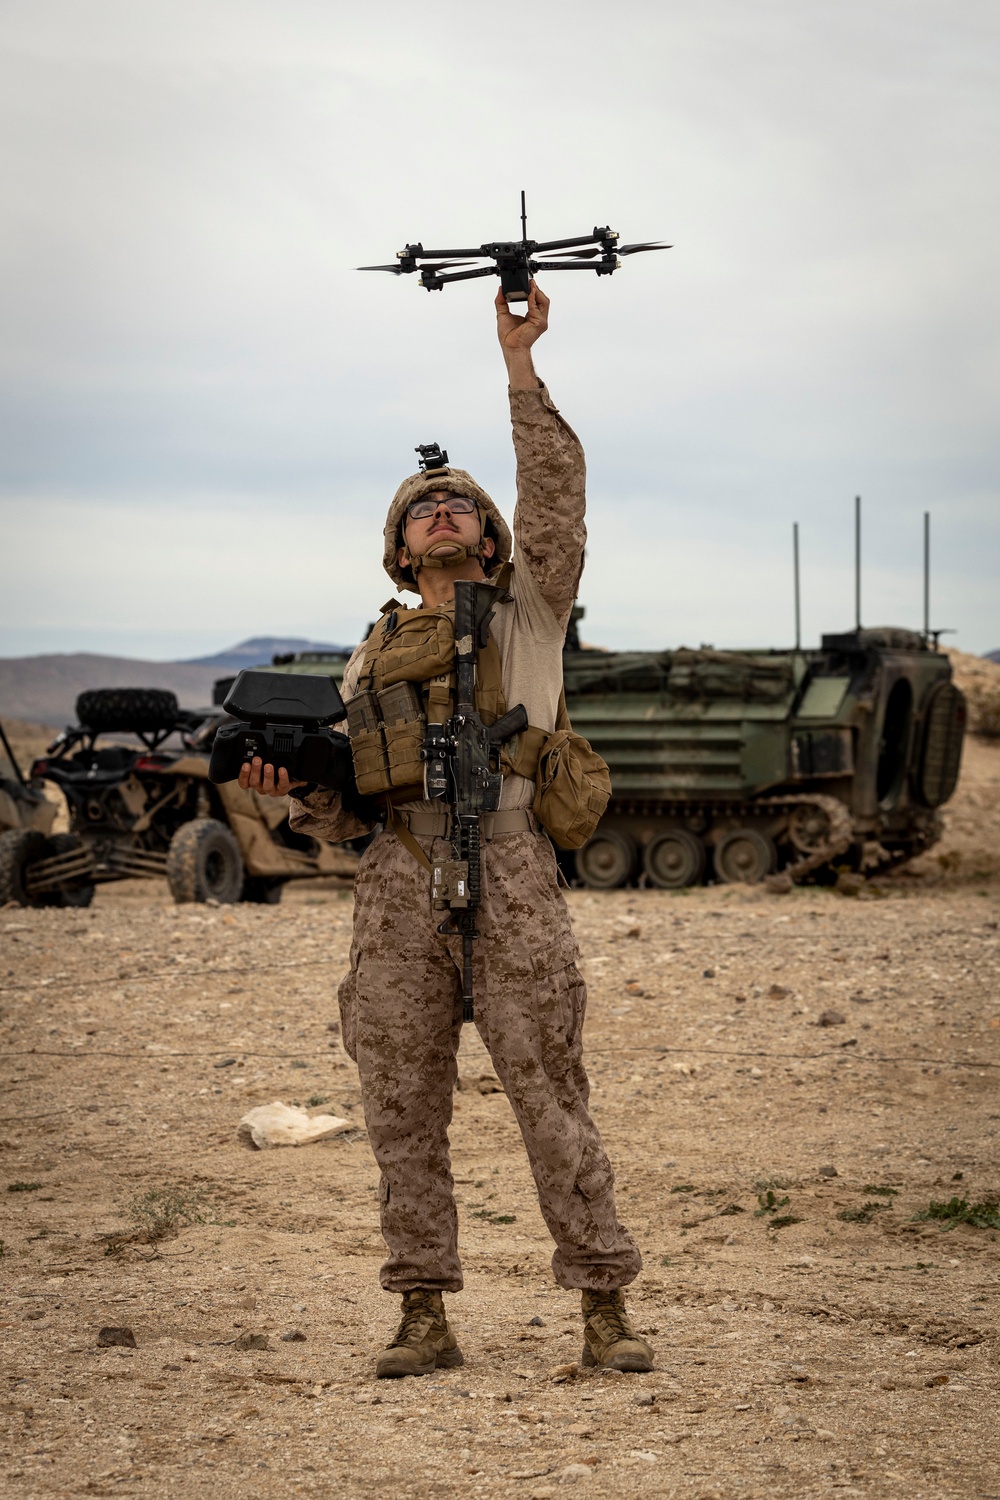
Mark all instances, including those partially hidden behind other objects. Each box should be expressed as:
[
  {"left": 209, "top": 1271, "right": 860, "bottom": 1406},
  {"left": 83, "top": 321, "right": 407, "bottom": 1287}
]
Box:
[{"left": 346, "top": 601, "right": 512, "bottom": 801}]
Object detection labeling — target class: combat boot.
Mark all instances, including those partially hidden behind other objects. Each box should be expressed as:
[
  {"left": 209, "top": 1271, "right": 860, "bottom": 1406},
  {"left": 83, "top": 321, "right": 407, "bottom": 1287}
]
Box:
[
  {"left": 375, "top": 1289, "right": 464, "bottom": 1379},
  {"left": 580, "top": 1288, "right": 654, "bottom": 1372}
]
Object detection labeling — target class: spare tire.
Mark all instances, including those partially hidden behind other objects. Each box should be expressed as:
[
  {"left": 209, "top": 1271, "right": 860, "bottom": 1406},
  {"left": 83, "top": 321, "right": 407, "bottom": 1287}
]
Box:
[{"left": 76, "top": 687, "right": 180, "bottom": 735}]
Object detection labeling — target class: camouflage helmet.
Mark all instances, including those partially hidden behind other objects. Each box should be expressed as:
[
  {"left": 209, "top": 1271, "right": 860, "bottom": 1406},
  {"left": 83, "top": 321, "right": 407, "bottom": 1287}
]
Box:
[{"left": 382, "top": 463, "right": 513, "bottom": 594}]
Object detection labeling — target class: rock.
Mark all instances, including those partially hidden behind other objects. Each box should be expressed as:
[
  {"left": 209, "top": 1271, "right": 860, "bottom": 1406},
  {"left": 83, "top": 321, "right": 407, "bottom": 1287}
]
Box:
[
  {"left": 234, "top": 1332, "right": 270, "bottom": 1351},
  {"left": 559, "top": 1464, "right": 593, "bottom": 1483},
  {"left": 836, "top": 872, "right": 866, "bottom": 897},
  {"left": 765, "top": 872, "right": 793, "bottom": 894},
  {"left": 626, "top": 925, "right": 641, "bottom": 938},
  {"left": 625, "top": 982, "right": 645, "bottom": 996},
  {"left": 98, "top": 1326, "right": 136, "bottom": 1348},
  {"left": 237, "top": 1100, "right": 351, "bottom": 1149},
  {"left": 280, "top": 1328, "right": 307, "bottom": 1342},
  {"left": 818, "top": 1009, "right": 846, "bottom": 1027},
  {"left": 564, "top": 1421, "right": 593, "bottom": 1436},
  {"left": 528, "top": 1316, "right": 544, "bottom": 1327},
  {"left": 768, "top": 984, "right": 791, "bottom": 999},
  {"left": 547, "top": 1362, "right": 579, "bottom": 1382},
  {"left": 633, "top": 1393, "right": 656, "bottom": 1406},
  {"left": 818, "top": 1164, "right": 838, "bottom": 1178},
  {"left": 627, "top": 1449, "right": 659, "bottom": 1462},
  {"left": 477, "top": 1073, "right": 504, "bottom": 1094},
  {"left": 213, "top": 1057, "right": 237, "bottom": 1069},
  {"left": 703, "top": 968, "right": 715, "bottom": 978}
]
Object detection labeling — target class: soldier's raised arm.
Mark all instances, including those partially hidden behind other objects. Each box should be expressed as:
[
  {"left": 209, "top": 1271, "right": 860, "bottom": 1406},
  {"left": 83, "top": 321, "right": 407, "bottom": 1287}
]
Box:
[{"left": 495, "top": 283, "right": 587, "bottom": 632}]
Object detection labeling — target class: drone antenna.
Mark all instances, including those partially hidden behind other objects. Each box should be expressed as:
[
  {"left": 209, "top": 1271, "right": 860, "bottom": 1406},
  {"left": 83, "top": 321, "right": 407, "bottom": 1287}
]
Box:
[{"left": 520, "top": 189, "right": 527, "bottom": 248}]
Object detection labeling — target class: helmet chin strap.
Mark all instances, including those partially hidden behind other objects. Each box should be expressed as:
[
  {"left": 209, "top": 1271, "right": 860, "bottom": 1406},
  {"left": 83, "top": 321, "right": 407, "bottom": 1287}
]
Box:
[{"left": 406, "top": 540, "right": 489, "bottom": 572}]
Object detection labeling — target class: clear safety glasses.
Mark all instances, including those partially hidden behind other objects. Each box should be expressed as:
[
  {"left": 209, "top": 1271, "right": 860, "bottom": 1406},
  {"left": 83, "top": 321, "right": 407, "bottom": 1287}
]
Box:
[{"left": 405, "top": 495, "right": 477, "bottom": 521}]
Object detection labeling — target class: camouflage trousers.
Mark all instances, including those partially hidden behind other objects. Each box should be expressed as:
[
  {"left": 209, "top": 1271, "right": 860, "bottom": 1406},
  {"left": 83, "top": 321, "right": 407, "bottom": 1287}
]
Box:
[{"left": 338, "top": 826, "right": 642, "bottom": 1294}]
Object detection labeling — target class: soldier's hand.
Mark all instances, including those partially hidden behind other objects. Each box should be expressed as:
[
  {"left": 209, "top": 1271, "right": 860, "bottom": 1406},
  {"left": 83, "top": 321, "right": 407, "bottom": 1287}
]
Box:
[
  {"left": 495, "top": 280, "right": 548, "bottom": 354},
  {"left": 237, "top": 757, "right": 306, "bottom": 797}
]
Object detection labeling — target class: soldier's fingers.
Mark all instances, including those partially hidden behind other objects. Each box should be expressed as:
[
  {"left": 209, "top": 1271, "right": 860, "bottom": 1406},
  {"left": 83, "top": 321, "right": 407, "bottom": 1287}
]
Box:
[
  {"left": 275, "top": 768, "right": 292, "bottom": 796},
  {"left": 237, "top": 764, "right": 251, "bottom": 789},
  {"left": 261, "top": 763, "right": 277, "bottom": 794},
  {"left": 530, "top": 280, "right": 549, "bottom": 313}
]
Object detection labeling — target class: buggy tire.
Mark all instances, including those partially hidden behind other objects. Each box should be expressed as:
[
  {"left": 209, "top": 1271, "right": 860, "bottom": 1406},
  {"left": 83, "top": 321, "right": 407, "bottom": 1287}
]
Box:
[
  {"left": 0, "top": 828, "right": 51, "bottom": 907},
  {"left": 167, "top": 819, "right": 244, "bottom": 904},
  {"left": 242, "top": 876, "right": 284, "bottom": 905},
  {"left": 47, "top": 833, "right": 95, "bottom": 907},
  {"left": 76, "top": 687, "right": 179, "bottom": 735}
]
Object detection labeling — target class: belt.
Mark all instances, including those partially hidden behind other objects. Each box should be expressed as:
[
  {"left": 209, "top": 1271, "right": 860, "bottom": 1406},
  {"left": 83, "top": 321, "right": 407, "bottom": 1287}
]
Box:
[{"left": 401, "top": 808, "right": 536, "bottom": 840}]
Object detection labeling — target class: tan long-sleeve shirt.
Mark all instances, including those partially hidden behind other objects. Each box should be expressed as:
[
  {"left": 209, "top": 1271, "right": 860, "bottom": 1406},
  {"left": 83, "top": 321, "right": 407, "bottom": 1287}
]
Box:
[{"left": 289, "top": 381, "right": 585, "bottom": 842}]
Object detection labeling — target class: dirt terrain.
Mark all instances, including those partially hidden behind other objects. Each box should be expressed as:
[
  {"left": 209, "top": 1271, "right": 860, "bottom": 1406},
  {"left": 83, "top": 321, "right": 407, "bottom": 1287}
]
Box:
[{"left": 1, "top": 738, "right": 998, "bottom": 1500}]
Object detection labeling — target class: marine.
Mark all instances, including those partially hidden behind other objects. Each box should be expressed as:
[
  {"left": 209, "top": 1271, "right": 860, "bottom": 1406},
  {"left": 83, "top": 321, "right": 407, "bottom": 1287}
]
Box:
[{"left": 241, "top": 282, "right": 653, "bottom": 1379}]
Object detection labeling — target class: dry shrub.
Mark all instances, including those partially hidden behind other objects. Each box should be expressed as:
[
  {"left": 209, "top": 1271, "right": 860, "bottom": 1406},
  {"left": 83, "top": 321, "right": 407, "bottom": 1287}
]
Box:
[{"left": 945, "top": 649, "right": 1000, "bottom": 738}]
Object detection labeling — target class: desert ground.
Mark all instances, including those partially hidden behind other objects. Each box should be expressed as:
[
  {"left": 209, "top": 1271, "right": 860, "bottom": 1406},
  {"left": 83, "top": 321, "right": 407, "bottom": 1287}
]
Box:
[{"left": 1, "top": 732, "right": 998, "bottom": 1500}]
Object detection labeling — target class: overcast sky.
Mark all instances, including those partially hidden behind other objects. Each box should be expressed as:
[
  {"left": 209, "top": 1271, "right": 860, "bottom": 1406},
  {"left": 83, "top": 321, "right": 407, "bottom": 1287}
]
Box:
[{"left": 1, "top": 0, "right": 997, "bottom": 661}]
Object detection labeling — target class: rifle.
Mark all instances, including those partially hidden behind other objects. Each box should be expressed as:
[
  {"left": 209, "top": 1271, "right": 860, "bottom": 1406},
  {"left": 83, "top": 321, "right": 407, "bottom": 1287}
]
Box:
[{"left": 423, "top": 579, "right": 527, "bottom": 1022}]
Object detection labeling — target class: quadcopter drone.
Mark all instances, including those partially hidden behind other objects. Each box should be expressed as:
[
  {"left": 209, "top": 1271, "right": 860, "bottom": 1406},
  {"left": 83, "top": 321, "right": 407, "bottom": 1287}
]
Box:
[{"left": 359, "top": 192, "right": 669, "bottom": 302}]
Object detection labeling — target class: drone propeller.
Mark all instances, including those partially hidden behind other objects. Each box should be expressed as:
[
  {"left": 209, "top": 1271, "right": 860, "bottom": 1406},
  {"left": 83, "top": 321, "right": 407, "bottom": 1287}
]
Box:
[
  {"left": 359, "top": 260, "right": 478, "bottom": 273},
  {"left": 534, "top": 247, "right": 602, "bottom": 261},
  {"left": 617, "top": 241, "right": 671, "bottom": 256}
]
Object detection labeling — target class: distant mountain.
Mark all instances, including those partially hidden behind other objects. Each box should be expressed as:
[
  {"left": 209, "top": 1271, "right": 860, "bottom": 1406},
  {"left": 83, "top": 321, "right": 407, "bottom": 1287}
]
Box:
[
  {"left": 0, "top": 653, "right": 223, "bottom": 728},
  {"left": 986, "top": 649, "right": 1000, "bottom": 665},
  {"left": 180, "top": 637, "right": 354, "bottom": 672},
  {"left": 0, "top": 636, "right": 361, "bottom": 728}
]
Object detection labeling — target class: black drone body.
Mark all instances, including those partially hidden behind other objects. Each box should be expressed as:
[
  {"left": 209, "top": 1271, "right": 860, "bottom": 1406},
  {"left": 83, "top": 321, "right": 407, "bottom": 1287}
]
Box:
[{"left": 360, "top": 192, "right": 669, "bottom": 302}]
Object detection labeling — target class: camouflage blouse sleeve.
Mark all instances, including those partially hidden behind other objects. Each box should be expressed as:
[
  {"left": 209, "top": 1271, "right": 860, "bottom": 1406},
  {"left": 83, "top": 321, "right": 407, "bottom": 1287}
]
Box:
[
  {"left": 287, "top": 642, "right": 376, "bottom": 843},
  {"left": 509, "top": 382, "right": 587, "bottom": 632}
]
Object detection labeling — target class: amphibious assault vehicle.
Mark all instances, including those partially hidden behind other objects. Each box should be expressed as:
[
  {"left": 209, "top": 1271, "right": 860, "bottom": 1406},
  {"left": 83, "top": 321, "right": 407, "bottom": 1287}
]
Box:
[
  {"left": 561, "top": 619, "right": 965, "bottom": 888},
  {"left": 262, "top": 620, "right": 965, "bottom": 889}
]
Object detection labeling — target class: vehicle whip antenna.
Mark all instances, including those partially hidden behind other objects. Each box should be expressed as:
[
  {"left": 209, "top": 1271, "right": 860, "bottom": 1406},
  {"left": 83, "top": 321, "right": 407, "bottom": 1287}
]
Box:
[
  {"left": 793, "top": 521, "right": 802, "bottom": 651},
  {"left": 520, "top": 189, "right": 527, "bottom": 248},
  {"left": 854, "top": 494, "right": 862, "bottom": 631},
  {"left": 923, "top": 510, "right": 930, "bottom": 640}
]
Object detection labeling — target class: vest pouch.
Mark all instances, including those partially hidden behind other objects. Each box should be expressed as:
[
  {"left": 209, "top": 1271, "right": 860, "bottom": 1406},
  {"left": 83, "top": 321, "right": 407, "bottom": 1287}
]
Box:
[
  {"left": 346, "top": 690, "right": 390, "bottom": 796},
  {"left": 378, "top": 683, "right": 427, "bottom": 792},
  {"left": 533, "top": 729, "right": 612, "bottom": 850}
]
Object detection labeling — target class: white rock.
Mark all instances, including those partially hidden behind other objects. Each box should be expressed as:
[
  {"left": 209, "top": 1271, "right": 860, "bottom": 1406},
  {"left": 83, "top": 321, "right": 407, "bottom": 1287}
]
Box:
[
  {"left": 237, "top": 1100, "right": 351, "bottom": 1149},
  {"left": 559, "top": 1464, "right": 593, "bottom": 1483}
]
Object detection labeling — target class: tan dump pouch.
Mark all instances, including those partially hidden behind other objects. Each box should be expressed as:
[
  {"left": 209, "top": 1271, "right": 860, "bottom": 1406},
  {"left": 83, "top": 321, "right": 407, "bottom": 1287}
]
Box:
[
  {"left": 532, "top": 729, "right": 612, "bottom": 849},
  {"left": 378, "top": 682, "right": 427, "bottom": 792},
  {"left": 502, "top": 703, "right": 611, "bottom": 851},
  {"left": 346, "top": 690, "right": 390, "bottom": 797}
]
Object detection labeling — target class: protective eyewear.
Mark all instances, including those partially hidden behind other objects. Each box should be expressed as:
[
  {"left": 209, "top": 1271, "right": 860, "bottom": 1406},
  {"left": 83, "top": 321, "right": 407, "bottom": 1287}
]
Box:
[{"left": 405, "top": 494, "right": 477, "bottom": 521}]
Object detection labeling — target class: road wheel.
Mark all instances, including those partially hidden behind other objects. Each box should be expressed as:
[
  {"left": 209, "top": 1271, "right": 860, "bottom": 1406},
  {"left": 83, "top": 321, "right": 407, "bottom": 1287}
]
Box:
[
  {"left": 242, "top": 877, "right": 284, "bottom": 904},
  {"left": 643, "top": 828, "right": 706, "bottom": 889},
  {"left": 0, "top": 828, "right": 50, "bottom": 906},
  {"left": 576, "top": 830, "right": 637, "bottom": 889},
  {"left": 47, "top": 834, "right": 95, "bottom": 907},
  {"left": 167, "top": 819, "right": 244, "bottom": 904},
  {"left": 713, "top": 827, "right": 776, "bottom": 884}
]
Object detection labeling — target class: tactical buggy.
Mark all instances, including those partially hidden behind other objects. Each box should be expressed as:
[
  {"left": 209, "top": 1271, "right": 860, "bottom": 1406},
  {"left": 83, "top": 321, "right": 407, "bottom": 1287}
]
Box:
[{"left": 0, "top": 687, "right": 357, "bottom": 908}]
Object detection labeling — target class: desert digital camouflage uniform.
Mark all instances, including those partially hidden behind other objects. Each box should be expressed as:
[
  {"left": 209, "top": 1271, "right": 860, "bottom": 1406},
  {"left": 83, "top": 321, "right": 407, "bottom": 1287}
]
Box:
[{"left": 290, "top": 383, "right": 641, "bottom": 1294}]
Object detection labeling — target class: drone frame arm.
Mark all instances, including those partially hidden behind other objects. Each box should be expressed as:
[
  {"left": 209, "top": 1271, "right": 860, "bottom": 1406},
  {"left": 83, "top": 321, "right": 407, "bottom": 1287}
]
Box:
[
  {"left": 528, "top": 257, "right": 619, "bottom": 272},
  {"left": 421, "top": 265, "right": 500, "bottom": 288},
  {"left": 532, "top": 230, "right": 615, "bottom": 252}
]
